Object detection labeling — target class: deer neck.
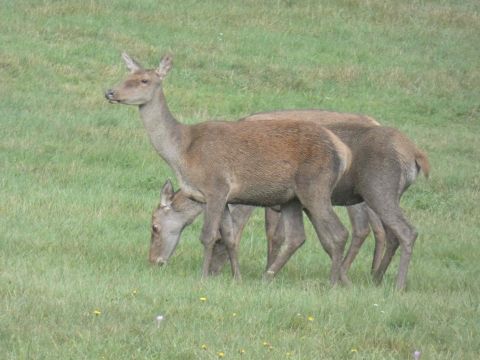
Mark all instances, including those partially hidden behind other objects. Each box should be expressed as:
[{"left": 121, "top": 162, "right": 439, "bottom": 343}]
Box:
[{"left": 139, "top": 87, "right": 185, "bottom": 169}]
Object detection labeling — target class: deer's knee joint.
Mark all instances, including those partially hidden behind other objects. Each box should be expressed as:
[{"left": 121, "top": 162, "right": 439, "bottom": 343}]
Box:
[{"left": 353, "top": 227, "right": 370, "bottom": 241}]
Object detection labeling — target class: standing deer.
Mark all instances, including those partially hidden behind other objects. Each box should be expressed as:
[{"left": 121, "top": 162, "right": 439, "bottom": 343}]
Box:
[
  {"left": 148, "top": 111, "right": 386, "bottom": 278},
  {"left": 248, "top": 115, "right": 430, "bottom": 290},
  {"left": 105, "top": 52, "right": 352, "bottom": 285},
  {"left": 148, "top": 117, "right": 429, "bottom": 290}
]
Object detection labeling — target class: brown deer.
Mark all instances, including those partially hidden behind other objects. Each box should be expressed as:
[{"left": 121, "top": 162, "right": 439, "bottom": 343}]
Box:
[
  {"left": 243, "top": 111, "right": 385, "bottom": 275},
  {"left": 151, "top": 181, "right": 254, "bottom": 275},
  {"left": 149, "top": 117, "right": 429, "bottom": 290},
  {"left": 251, "top": 117, "right": 430, "bottom": 290},
  {"left": 105, "top": 52, "right": 352, "bottom": 285},
  {"left": 149, "top": 111, "right": 386, "bottom": 278}
]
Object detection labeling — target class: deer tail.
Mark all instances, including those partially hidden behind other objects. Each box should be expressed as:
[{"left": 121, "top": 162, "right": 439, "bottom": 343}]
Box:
[{"left": 415, "top": 149, "right": 430, "bottom": 179}]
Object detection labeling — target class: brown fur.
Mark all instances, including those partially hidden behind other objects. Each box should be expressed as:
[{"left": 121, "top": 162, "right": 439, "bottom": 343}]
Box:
[
  {"left": 148, "top": 111, "right": 428, "bottom": 290},
  {"left": 106, "top": 53, "right": 352, "bottom": 285},
  {"left": 243, "top": 115, "right": 430, "bottom": 290}
]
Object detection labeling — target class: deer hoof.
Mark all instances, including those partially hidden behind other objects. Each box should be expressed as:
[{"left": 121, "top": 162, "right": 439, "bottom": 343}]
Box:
[{"left": 262, "top": 270, "right": 275, "bottom": 282}]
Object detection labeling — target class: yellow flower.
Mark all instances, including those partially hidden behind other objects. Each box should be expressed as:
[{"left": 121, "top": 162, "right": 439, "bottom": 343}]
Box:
[
  {"left": 307, "top": 316, "right": 314, "bottom": 321},
  {"left": 217, "top": 351, "right": 225, "bottom": 358},
  {"left": 232, "top": 312, "right": 237, "bottom": 317},
  {"left": 262, "top": 341, "right": 269, "bottom": 347},
  {"left": 201, "top": 344, "right": 208, "bottom": 350},
  {"left": 199, "top": 297, "right": 207, "bottom": 302},
  {"left": 93, "top": 309, "right": 101, "bottom": 316},
  {"left": 239, "top": 349, "right": 245, "bottom": 355},
  {"left": 132, "top": 289, "right": 138, "bottom": 295},
  {"left": 351, "top": 348, "right": 358, "bottom": 353}
]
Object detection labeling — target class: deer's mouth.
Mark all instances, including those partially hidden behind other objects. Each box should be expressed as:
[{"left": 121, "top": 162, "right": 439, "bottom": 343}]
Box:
[
  {"left": 152, "top": 256, "right": 166, "bottom": 266},
  {"left": 105, "top": 90, "right": 122, "bottom": 104}
]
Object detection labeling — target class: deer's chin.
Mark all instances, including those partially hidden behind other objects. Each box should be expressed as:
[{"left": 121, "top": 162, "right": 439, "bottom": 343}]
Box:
[{"left": 106, "top": 97, "right": 143, "bottom": 105}]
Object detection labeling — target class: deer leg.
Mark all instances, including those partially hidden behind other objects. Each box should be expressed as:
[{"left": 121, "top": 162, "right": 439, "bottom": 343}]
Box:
[
  {"left": 372, "top": 227, "right": 399, "bottom": 285},
  {"left": 298, "top": 184, "right": 349, "bottom": 286},
  {"left": 230, "top": 205, "right": 254, "bottom": 253},
  {"left": 341, "top": 203, "right": 371, "bottom": 277},
  {"left": 366, "top": 206, "right": 386, "bottom": 274},
  {"left": 366, "top": 197, "right": 418, "bottom": 291},
  {"left": 209, "top": 205, "right": 253, "bottom": 276},
  {"left": 220, "top": 207, "right": 242, "bottom": 281},
  {"left": 209, "top": 238, "right": 228, "bottom": 275},
  {"left": 263, "top": 201, "right": 305, "bottom": 280},
  {"left": 201, "top": 196, "right": 228, "bottom": 279},
  {"left": 265, "top": 207, "right": 284, "bottom": 270}
]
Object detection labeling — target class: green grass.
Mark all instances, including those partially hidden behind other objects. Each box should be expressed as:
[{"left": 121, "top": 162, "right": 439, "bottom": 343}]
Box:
[{"left": 1, "top": 0, "right": 479, "bottom": 358}]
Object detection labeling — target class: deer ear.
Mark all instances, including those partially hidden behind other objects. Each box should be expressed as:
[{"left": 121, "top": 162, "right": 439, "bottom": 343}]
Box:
[
  {"left": 121, "top": 52, "right": 143, "bottom": 73},
  {"left": 156, "top": 54, "right": 173, "bottom": 79},
  {"left": 160, "top": 179, "right": 174, "bottom": 208}
]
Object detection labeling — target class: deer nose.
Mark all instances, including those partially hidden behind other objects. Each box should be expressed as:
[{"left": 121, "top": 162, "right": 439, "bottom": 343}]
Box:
[
  {"left": 150, "top": 256, "right": 166, "bottom": 266},
  {"left": 105, "top": 89, "right": 115, "bottom": 100}
]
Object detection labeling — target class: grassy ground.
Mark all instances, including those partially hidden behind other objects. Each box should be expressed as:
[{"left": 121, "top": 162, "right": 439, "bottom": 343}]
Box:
[{"left": 1, "top": 0, "right": 479, "bottom": 358}]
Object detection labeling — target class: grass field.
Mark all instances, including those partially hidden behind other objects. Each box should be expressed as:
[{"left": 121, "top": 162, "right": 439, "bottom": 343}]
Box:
[{"left": 1, "top": 0, "right": 479, "bottom": 359}]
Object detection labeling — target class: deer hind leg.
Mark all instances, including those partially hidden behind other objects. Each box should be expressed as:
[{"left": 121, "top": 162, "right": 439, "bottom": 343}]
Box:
[
  {"left": 341, "top": 203, "right": 371, "bottom": 277},
  {"left": 263, "top": 201, "right": 305, "bottom": 280},
  {"left": 372, "top": 227, "right": 399, "bottom": 285},
  {"left": 366, "top": 206, "right": 386, "bottom": 274},
  {"left": 265, "top": 207, "right": 284, "bottom": 270},
  {"left": 298, "top": 188, "right": 349, "bottom": 286},
  {"left": 366, "top": 196, "right": 418, "bottom": 291}
]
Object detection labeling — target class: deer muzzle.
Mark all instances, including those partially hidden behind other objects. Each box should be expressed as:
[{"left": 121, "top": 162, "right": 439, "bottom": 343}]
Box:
[
  {"left": 105, "top": 89, "right": 119, "bottom": 103},
  {"left": 150, "top": 256, "right": 166, "bottom": 266}
]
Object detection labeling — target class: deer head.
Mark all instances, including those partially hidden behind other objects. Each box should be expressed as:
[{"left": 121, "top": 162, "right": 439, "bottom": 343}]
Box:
[
  {"left": 105, "top": 52, "right": 173, "bottom": 106},
  {"left": 149, "top": 180, "right": 203, "bottom": 265}
]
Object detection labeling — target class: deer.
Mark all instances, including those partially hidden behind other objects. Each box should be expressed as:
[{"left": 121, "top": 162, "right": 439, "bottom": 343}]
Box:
[
  {"left": 149, "top": 111, "right": 386, "bottom": 278},
  {"left": 249, "top": 116, "right": 430, "bottom": 290},
  {"left": 105, "top": 52, "right": 352, "bottom": 285},
  {"left": 149, "top": 117, "right": 429, "bottom": 290}
]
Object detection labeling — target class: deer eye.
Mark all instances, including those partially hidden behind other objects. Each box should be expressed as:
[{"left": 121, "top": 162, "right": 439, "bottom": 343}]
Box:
[{"left": 141, "top": 79, "right": 149, "bottom": 84}]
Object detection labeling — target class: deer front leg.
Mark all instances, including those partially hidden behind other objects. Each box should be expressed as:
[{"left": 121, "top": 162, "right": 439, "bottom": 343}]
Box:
[
  {"left": 200, "top": 196, "right": 228, "bottom": 279},
  {"left": 265, "top": 207, "right": 284, "bottom": 270},
  {"left": 208, "top": 233, "right": 228, "bottom": 276},
  {"left": 220, "top": 207, "right": 242, "bottom": 281},
  {"left": 209, "top": 205, "right": 254, "bottom": 275}
]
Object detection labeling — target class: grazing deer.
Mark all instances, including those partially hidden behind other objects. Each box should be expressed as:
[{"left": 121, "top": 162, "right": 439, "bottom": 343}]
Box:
[
  {"left": 151, "top": 180, "right": 253, "bottom": 275},
  {"left": 149, "top": 115, "right": 429, "bottom": 290},
  {"left": 105, "top": 52, "right": 352, "bottom": 285},
  {"left": 149, "top": 112, "right": 386, "bottom": 279}
]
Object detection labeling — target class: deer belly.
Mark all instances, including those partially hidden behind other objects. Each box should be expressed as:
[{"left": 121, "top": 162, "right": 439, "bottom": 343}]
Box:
[{"left": 227, "top": 183, "right": 296, "bottom": 207}]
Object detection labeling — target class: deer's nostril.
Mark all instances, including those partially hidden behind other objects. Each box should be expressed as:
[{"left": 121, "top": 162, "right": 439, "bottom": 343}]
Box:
[{"left": 105, "top": 89, "right": 115, "bottom": 99}]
